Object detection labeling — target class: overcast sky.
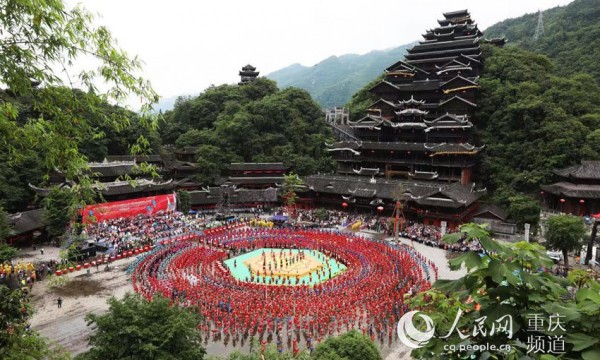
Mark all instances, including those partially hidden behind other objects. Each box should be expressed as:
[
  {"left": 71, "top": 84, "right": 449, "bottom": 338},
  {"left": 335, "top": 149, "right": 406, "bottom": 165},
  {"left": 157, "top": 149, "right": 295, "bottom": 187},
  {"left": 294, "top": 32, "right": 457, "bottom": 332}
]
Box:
[{"left": 70, "top": 0, "right": 574, "bottom": 105}]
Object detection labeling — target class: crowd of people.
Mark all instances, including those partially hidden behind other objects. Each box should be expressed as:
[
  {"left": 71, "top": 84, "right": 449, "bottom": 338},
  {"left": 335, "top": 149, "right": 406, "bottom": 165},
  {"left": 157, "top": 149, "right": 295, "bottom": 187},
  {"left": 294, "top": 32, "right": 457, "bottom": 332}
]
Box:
[
  {"left": 82, "top": 211, "right": 203, "bottom": 255},
  {"left": 290, "top": 209, "right": 390, "bottom": 233},
  {"left": 132, "top": 227, "right": 438, "bottom": 350},
  {"left": 401, "top": 222, "right": 483, "bottom": 252}
]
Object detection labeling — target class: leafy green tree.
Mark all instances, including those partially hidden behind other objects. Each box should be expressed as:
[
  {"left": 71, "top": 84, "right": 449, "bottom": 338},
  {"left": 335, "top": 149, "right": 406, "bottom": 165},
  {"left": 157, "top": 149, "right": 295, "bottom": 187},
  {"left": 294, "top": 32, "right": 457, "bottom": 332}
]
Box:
[
  {"left": 79, "top": 293, "right": 205, "bottom": 360},
  {"left": 0, "top": 244, "right": 18, "bottom": 263},
  {"left": 507, "top": 194, "right": 541, "bottom": 233},
  {"left": 0, "top": 0, "right": 158, "bottom": 209},
  {"left": 177, "top": 190, "right": 191, "bottom": 214},
  {"left": 164, "top": 81, "right": 334, "bottom": 179},
  {"left": 0, "top": 286, "right": 71, "bottom": 360},
  {"left": 545, "top": 214, "right": 587, "bottom": 266},
  {"left": 314, "top": 208, "right": 328, "bottom": 221},
  {"left": 0, "top": 206, "right": 10, "bottom": 243},
  {"left": 282, "top": 173, "right": 303, "bottom": 209},
  {"left": 194, "top": 145, "right": 240, "bottom": 185},
  {"left": 42, "top": 188, "right": 75, "bottom": 240},
  {"left": 311, "top": 330, "right": 382, "bottom": 360},
  {"left": 345, "top": 74, "right": 384, "bottom": 121},
  {"left": 408, "top": 223, "right": 600, "bottom": 359}
]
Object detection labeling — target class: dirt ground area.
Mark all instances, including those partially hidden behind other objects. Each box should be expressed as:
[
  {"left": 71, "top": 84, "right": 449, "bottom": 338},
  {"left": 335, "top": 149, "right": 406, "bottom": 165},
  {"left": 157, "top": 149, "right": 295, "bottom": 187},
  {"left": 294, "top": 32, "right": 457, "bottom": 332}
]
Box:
[
  {"left": 25, "top": 236, "right": 466, "bottom": 359},
  {"left": 28, "top": 255, "right": 136, "bottom": 356}
]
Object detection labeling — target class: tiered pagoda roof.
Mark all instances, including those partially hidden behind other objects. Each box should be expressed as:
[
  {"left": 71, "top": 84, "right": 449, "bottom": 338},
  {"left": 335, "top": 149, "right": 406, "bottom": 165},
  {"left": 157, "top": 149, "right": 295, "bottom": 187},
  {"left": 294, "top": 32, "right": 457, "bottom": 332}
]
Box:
[
  {"left": 239, "top": 64, "right": 260, "bottom": 85},
  {"left": 316, "top": 10, "right": 498, "bottom": 226}
]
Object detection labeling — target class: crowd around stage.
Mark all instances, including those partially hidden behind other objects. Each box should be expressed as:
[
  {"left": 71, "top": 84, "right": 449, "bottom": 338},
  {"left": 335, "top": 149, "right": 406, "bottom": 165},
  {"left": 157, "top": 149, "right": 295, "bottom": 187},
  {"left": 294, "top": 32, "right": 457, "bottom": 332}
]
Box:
[
  {"left": 131, "top": 227, "right": 438, "bottom": 349},
  {"left": 81, "top": 211, "right": 203, "bottom": 255},
  {"left": 293, "top": 209, "right": 391, "bottom": 233},
  {"left": 75, "top": 208, "right": 482, "bottom": 256}
]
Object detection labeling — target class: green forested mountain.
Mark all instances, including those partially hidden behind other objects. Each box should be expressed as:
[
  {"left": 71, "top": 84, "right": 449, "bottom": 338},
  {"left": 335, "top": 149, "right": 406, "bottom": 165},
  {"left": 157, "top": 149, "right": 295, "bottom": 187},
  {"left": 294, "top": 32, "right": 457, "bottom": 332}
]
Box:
[
  {"left": 485, "top": 0, "right": 600, "bottom": 81},
  {"left": 266, "top": 44, "right": 413, "bottom": 109},
  {"left": 476, "top": 45, "right": 600, "bottom": 205},
  {"left": 159, "top": 78, "right": 335, "bottom": 183}
]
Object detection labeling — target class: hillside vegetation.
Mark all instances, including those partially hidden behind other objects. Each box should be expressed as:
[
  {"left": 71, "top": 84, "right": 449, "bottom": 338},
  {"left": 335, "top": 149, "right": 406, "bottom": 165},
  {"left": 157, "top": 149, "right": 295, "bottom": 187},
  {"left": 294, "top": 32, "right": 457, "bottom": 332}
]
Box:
[
  {"left": 159, "top": 78, "right": 335, "bottom": 183},
  {"left": 484, "top": 0, "right": 600, "bottom": 81}
]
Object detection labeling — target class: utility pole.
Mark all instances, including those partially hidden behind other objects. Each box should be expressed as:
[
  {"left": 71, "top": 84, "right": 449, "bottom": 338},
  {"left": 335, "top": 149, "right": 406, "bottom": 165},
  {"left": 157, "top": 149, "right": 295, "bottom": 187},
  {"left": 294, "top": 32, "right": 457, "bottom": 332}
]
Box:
[{"left": 533, "top": 10, "right": 544, "bottom": 41}]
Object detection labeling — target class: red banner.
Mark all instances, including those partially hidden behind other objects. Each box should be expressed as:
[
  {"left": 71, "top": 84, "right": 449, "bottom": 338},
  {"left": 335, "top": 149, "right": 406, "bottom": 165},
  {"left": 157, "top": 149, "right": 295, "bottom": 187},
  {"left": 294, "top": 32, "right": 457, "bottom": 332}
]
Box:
[{"left": 82, "top": 193, "right": 177, "bottom": 223}]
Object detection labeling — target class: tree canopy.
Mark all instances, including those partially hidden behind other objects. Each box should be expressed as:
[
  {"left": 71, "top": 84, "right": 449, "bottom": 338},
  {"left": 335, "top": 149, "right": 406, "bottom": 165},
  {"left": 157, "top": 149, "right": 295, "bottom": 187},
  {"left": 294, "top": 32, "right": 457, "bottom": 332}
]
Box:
[
  {"left": 0, "top": 0, "right": 159, "bottom": 212},
  {"left": 476, "top": 44, "right": 600, "bottom": 208},
  {"left": 0, "top": 286, "right": 70, "bottom": 360},
  {"left": 311, "top": 330, "right": 382, "bottom": 360},
  {"left": 485, "top": 0, "right": 600, "bottom": 84},
  {"left": 160, "top": 79, "right": 335, "bottom": 181},
  {"left": 544, "top": 214, "right": 587, "bottom": 266},
  {"left": 78, "top": 293, "right": 204, "bottom": 360}
]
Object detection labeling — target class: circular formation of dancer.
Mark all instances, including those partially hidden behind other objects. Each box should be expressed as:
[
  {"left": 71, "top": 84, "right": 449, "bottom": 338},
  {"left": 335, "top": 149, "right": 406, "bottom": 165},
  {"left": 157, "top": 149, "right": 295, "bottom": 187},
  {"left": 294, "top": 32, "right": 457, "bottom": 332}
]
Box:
[{"left": 131, "top": 226, "right": 437, "bottom": 350}]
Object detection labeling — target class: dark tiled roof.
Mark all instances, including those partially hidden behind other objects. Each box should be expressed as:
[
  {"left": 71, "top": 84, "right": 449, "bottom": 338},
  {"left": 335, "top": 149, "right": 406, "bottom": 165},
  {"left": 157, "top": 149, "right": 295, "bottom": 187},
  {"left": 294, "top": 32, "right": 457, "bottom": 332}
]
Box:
[
  {"left": 541, "top": 182, "right": 600, "bottom": 199},
  {"left": 171, "top": 161, "right": 199, "bottom": 170},
  {"left": 189, "top": 188, "right": 278, "bottom": 205},
  {"left": 367, "top": 98, "right": 399, "bottom": 110},
  {"left": 222, "top": 177, "right": 285, "bottom": 185},
  {"left": 229, "top": 163, "right": 287, "bottom": 171},
  {"left": 88, "top": 161, "right": 136, "bottom": 178},
  {"left": 175, "top": 177, "right": 203, "bottom": 187},
  {"left": 96, "top": 179, "right": 175, "bottom": 196},
  {"left": 8, "top": 209, "right": 44, "bottom": 235},
  {"left": 394, "top": 80, "right": 441, "bottom": 92},
  {"left": 405, "top": 47, "right": 480, "bottom": 60},
  {"left": 443, "top": 9, "right": 470, "bottom": 18},
  {"left": 105, "top": 154, "right": 163, "bottom": 163},
  {"left": 30, "top": 180, "right": 175, "bottom": 197},
  {"left": 328, "top": 141, "right": 483, "bottom": 153},
  {"left": 439, "top": 95, "right": 477, "bottom": 108},
  {"left": 472, "top": 204, "right": 509, "bottom": 221},
  {"left": 303, "top": 175, "right": 484, "bottom": 208},
  {"left": 553, "top": 161, "right": 600, "bottom": 180},
  {"left": 174, "top": 147, "right": 199, "bottom": 155},
  {"left": 440, "top": 75, "right": 478, "bottom": 87},
  {"left": 407, "top": 38, "right": 479, "bottom": 53}
]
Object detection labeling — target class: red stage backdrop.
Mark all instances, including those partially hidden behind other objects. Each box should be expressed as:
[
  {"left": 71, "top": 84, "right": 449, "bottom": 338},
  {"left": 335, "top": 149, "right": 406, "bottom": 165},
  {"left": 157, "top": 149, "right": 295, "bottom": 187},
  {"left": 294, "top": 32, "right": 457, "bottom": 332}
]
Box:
[{"left": 82, "top": 193, "right": 177, "bottom": 223}]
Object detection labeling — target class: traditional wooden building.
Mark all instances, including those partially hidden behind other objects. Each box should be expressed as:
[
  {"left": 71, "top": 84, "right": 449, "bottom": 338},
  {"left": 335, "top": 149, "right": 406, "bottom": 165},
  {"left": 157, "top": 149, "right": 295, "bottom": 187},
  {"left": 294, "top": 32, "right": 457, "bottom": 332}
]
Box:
[
  {"left": 239, "top": 64, "right": 259, "bottom": 85},
  {"left": 306, "top": 10, "right": 499, "bottom": 228},
  {"left": 188, "top": 187, "right": 278, "bottom": 211},
  {"left": 30, "top": 159, "right": 176, "bottom": 202},
  {"left": 6, "top": 209, "right": 45, "bottom": 246},
  {"left": 541, "top": 161, "right": 600, "bottom": 216},
  {"left": 222, "top": 162, "right": 287, "bottom": 189}
]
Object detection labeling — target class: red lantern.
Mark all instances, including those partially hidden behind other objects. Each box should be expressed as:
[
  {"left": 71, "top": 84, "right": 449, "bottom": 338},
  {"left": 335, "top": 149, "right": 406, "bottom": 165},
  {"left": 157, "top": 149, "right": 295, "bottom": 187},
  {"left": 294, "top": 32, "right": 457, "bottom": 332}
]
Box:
[
  {"left": 377, "top": 206, "right": 384, "bottom": 212},
  {"left": 342, "top": 202, "right": 348, "bottom": 208},
  {"left": 560, "top": 198, "right": 566, "bottom": 203},
  {"left": 579, "top": 199, "right": 585, "bottom": 204}
]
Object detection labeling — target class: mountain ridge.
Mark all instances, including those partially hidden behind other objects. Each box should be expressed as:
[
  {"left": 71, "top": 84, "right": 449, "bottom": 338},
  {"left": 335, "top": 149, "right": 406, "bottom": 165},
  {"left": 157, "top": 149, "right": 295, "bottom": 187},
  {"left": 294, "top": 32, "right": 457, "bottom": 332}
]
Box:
[{"left": 265, "top": 43, "right": 415, "bottom": 108}]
